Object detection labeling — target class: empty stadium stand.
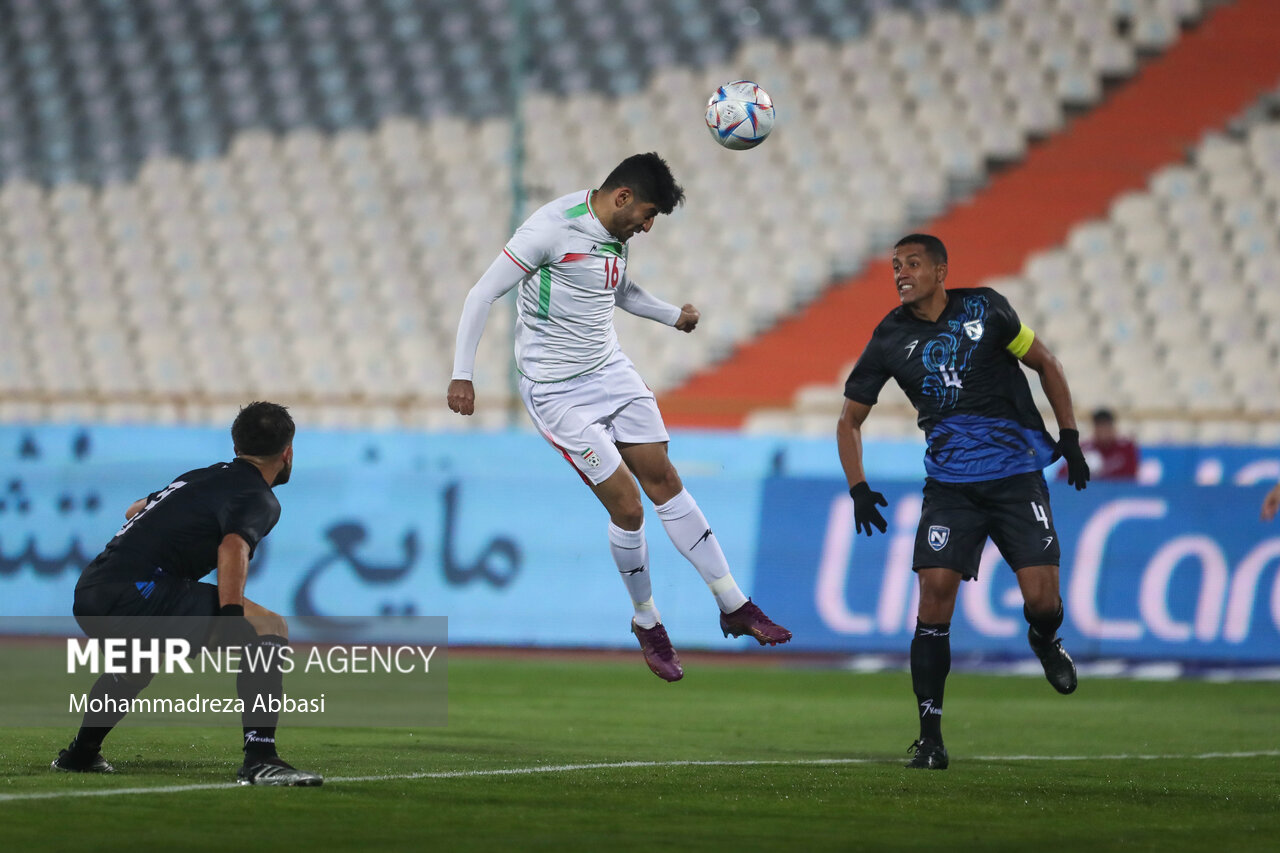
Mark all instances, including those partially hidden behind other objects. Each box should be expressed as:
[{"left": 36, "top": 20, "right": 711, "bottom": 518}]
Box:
[{"left": 0, "top": 0, "right": 1274, "bottom": 442}]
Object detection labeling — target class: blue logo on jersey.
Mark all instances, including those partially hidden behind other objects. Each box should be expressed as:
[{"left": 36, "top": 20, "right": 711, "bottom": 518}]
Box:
[{"left": 135, "top": 581, "right": 156, "bottom": 599}]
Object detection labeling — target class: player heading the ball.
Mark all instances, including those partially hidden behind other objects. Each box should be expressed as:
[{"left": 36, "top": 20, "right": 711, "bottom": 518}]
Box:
[{"left": 448, "top": 153, "right": 792, "bottom": 681}]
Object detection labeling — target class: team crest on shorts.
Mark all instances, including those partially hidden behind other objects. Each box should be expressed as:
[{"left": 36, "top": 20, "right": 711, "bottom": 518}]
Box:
[
  {"left": 963, "top": 319, "right": 984, "bottom": 341},
  {"left": 580, "top": 448, "right": 601, "bottom": 468},
  {"left": 927, "top": 525, "right": 950, "bottom": 551}
]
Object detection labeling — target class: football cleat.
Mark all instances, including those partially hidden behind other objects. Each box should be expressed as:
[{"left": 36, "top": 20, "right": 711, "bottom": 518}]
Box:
[
  {"left": 905, "top": 738, "right": 949, "bottom": 770},
  {"left": 631, "top": 621, "right": 684, "bottom": 682},
  {"left": 237, "top": 755, "right": 323, "bottom": 787},
  {"left": 719, "top": 598, "right": 792, "bottom": 646},
  {"left": 52, "top": 745, "right": 115, "bottom": 774},
  {"left": 1028, "top": 626, "right": 1078, "bottom": 695}
]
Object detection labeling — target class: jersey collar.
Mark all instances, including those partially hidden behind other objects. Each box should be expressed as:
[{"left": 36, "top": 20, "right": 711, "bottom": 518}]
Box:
[{"left": 582, "top": 190, "right": 614, "bottom": 241}]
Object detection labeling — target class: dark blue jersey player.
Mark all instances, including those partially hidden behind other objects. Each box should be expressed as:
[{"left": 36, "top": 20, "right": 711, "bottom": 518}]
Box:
[
  {"left": 51, "top": 402, "right": 321, "bottom": 787},
  {"left": 837, "top": 234, "right": 1090, "bottom": 771}
]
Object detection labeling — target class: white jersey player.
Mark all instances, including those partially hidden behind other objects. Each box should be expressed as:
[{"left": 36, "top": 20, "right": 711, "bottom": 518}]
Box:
[{"left": 448, "top": 153, "right": 791, "bottom": 680}]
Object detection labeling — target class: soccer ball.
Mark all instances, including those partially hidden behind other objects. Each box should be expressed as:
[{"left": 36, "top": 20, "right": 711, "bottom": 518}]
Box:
[{"left": 705, "top": 81, "right": 775, "bottom": 150}]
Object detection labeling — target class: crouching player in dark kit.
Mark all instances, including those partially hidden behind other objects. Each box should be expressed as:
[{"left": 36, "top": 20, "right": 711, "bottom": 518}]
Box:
[
  {"left": 837, "top": 235, "right": 1090, "bottom": 770},
  {"left": 52, "top": 402, "right": 321, "bottom": 786}
]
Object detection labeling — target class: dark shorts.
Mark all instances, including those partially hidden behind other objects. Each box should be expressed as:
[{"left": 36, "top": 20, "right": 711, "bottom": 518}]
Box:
[
  {"left": 73, "top": 573, "right": 220, "bottom": 650},
  {"left": 912, "top": 471, "right": 1060, "bottom": 580}
]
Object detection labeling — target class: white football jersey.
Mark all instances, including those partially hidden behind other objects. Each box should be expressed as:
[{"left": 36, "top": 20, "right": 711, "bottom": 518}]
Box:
[{"left": 503, "top": 190, "right": 633, "bottom": 382}]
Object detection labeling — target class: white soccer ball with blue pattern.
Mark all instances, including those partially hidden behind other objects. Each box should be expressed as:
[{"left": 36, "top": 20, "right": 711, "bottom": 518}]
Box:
[{"left": 705, "top": 81, "right": 775, "bottom": 150}]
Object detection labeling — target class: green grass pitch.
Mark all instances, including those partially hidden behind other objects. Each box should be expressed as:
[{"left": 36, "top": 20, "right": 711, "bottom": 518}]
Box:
[{"left": 2, "top": 654, "right": 1277, "bottom": 852}]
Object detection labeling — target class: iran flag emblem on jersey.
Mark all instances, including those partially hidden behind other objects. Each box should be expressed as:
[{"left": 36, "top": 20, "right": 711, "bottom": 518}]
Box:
[{"left": 581, "top": 448, "right": 601, "bottom": 468}]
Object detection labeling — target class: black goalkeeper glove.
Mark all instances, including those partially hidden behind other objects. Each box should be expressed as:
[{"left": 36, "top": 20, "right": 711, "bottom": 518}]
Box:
[
  {"left": 1057, "top": 429, "right": 1091, "bottom": 491},
  {"left": 211, "top": 603, "right": 259, "bottom": 649},
  {"left": 849, "top": 481, "right": 888, "bottom": 536}
]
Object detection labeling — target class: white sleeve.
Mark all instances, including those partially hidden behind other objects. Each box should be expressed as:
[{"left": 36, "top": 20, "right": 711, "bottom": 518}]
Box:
[
  {"left": 615, "top": 274, "right": 681, "bottom": 326},
  {"left": 451, "top": 253, "right": 527, "bottom": 381}
]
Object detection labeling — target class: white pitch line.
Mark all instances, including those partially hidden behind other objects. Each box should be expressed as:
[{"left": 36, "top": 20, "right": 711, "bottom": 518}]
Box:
[{"left": 3, "top": 751, "right": 1277, "bottom": 804}]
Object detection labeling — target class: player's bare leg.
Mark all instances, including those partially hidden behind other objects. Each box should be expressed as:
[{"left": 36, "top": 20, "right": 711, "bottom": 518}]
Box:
[
  {"left": 619, "top": 442, "right": 791, "bottom": 645},
  {"left": 907, "top": 568, "right": 960, "bottom": 769},
  {"left": 1016, "top": 565, "right": 1077, "bottom": 694}
]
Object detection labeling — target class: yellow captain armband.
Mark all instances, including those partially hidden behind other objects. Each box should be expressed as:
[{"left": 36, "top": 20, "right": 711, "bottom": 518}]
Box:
[{"left": 1006, "top": 323, "right": 1035, "bottom": 359}]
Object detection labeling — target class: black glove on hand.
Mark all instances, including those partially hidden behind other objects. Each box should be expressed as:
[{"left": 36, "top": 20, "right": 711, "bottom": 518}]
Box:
[
  {"left": 1057, "top": 428, "right": 1091, "bottom": 491},
  {"left": 849, "top": 481, "right": 888, "bottom": 536},
  {"left": 212, "top": 603, "right": 259, "bottom": 649}
]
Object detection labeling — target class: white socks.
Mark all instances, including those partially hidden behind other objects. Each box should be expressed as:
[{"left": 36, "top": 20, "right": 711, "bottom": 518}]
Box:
[
  {"left": 609, "top": 522, "right": 659, "bottom": 629},
  {"left": 655, "top": 489, "right": 748, "bottom": 614}
]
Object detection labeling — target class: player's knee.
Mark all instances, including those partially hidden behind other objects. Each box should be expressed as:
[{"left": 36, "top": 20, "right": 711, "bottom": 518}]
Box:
[
  {"left": 919, "top": 581, "right": 950, "bottom": 606},
  {"left": 1017, "top": 572, "right": 1060, "bottom": 614},
  {"left": 917, "top": 602, "right": 952, "bottom": 624},
  {"left": 1024, "top": 593, "right": 1061, "bottom": 618},
  {"left": 638, "top": 463, "right": 683, "bottom": 505},
  {"left": 917, "top": 582, "right": 958, "bottom": 622},
  {"left": 656, "top": 465, "right": 683, "bottom": 499},
  {"left": 612, "top": 499, "right": 645, "bottom": 530}
]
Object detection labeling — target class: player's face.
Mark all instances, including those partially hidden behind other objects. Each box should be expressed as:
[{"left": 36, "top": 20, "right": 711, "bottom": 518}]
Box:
[
  {"left": 891, "top": 244, "right": 946, "bottom": 306},
  {"left": 611, "top": 191, "right": 659, "bottom": 242}
]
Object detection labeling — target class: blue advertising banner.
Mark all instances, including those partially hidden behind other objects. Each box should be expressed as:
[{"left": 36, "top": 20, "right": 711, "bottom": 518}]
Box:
[
  {"left": 751, "top": 478, "right": 1280, "bottom": 662},
  {"left": 0, "top": 426, "right": 771, "bottom": 648},
  {"left": 3, "top": 425, "right": 1278, "bottom": 661}
]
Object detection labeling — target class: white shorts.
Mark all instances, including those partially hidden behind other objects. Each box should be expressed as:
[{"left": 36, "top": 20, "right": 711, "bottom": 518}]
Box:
[{"left": 519, "top": 351, "right": 670, "bottom": 485}]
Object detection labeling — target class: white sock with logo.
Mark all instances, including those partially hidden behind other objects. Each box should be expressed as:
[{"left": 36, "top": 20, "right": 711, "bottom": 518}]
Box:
[
  {"left": 655, "top": 489, "right": 748, "bottom": 614},
  {"left": 609, "top": 522, "right": 659, "bottom": 628}
]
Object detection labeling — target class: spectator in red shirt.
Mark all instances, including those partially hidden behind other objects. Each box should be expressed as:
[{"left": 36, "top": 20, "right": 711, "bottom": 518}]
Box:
[{"left": 1060, "top": 408, "right": 1139, "bottom": 481}]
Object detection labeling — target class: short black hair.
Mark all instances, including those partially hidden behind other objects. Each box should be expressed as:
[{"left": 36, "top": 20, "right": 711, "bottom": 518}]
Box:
[
  {"left": 1092, "top": 408, "right": 1116, "bottom": 424},
  {"left": 232, "top": 401, "right": 295, "bottom": 457},
  {"left": 599, "top": 152, "right": 685, "bottom": 214},
  {"left": 895, "top": 233, "right": 948, "bottom": 265}
]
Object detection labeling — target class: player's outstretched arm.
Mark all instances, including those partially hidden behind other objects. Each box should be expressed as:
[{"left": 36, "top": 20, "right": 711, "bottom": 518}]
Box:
[
  {"left": 1020, "top": 337, "right": 1090, "bottom": 489},
  {"left": 837, "top": 399, "right": 888, "bottom": 535},
  {"left": 449, "top": 253, "right": 525, "bottom": 415},
  {"left": 1263, "top": 482, "right": 1280, "bottom": 521}
]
